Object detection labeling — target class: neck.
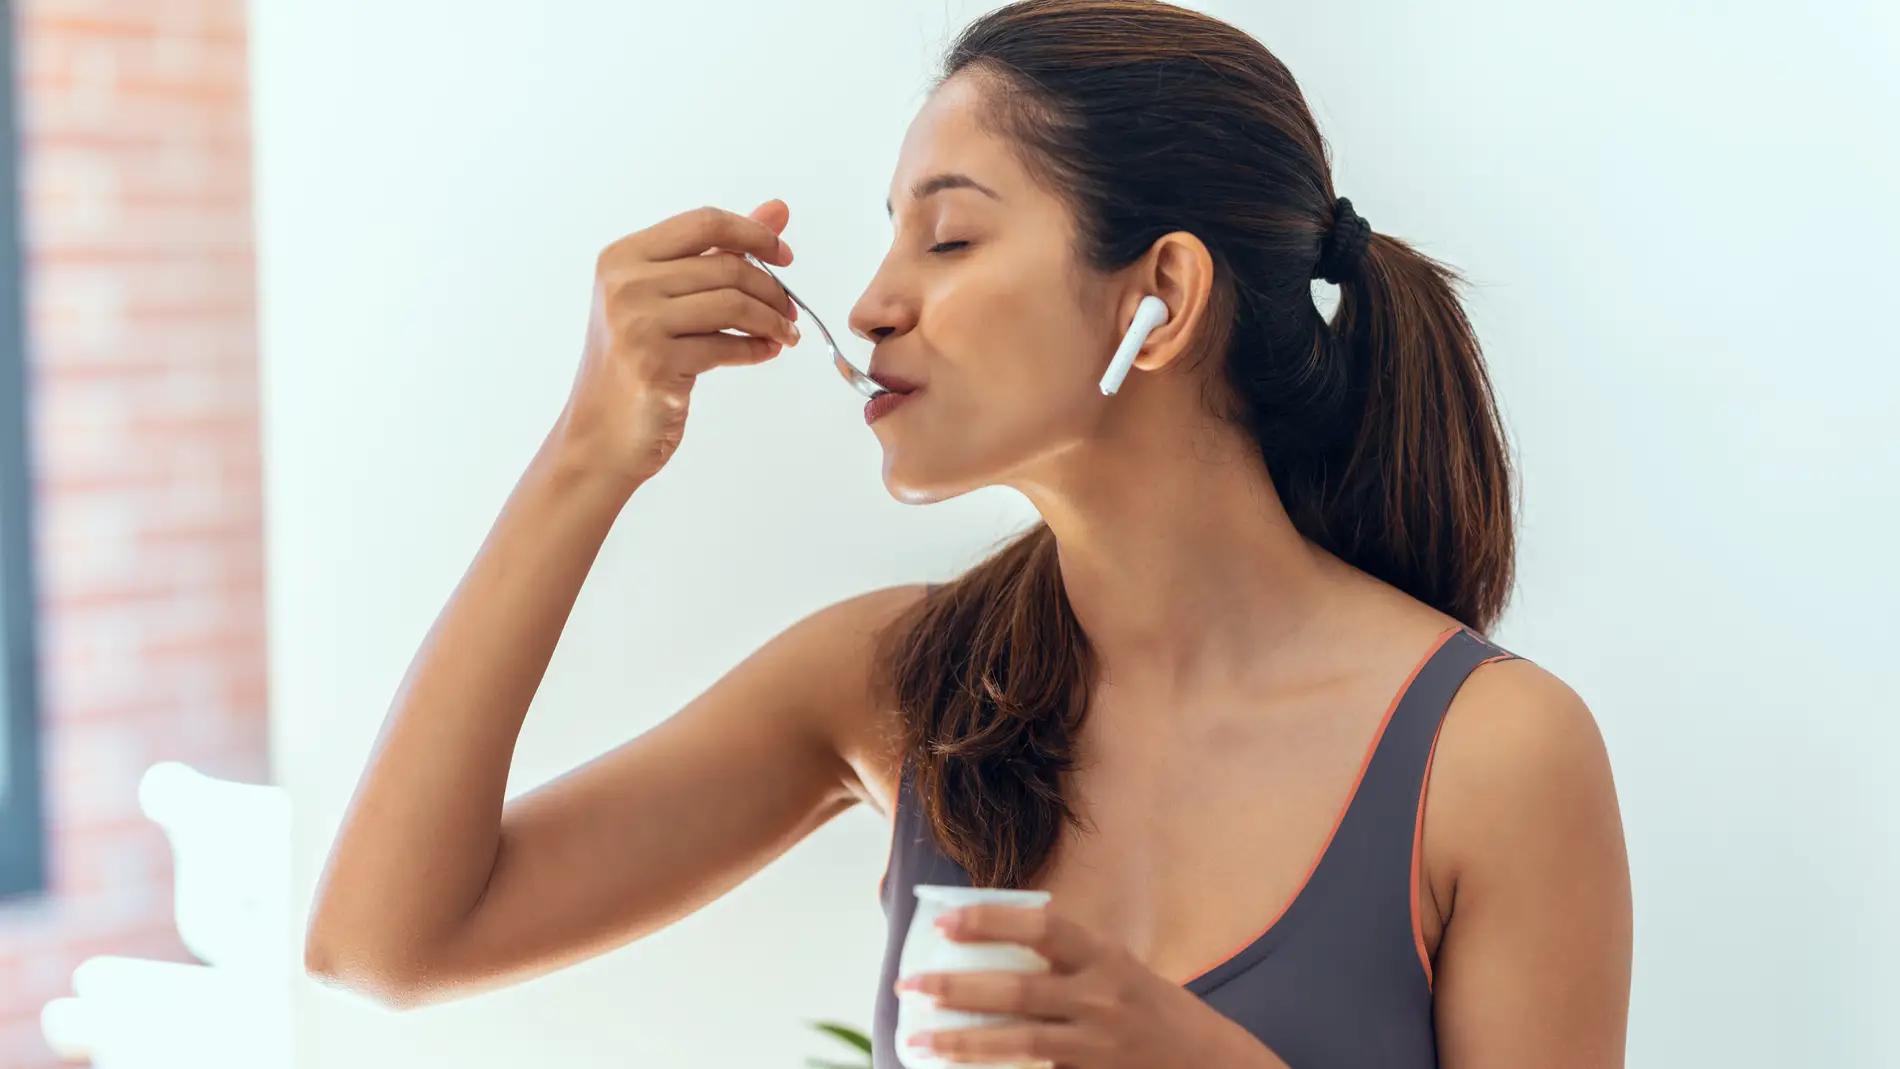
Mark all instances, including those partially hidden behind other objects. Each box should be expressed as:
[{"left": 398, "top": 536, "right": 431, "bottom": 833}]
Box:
[{"left": 1010, "top": 396, "right": 1341, "bottom": 691}]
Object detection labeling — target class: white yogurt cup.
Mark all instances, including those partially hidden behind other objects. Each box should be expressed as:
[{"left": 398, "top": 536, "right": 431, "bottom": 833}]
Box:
[{"left": 895, "top": 884, "right": 1054, "bottom": 1069}]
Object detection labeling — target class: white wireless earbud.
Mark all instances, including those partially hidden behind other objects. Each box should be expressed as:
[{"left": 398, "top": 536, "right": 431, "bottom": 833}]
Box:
[{"left": 1098, "top": 295, "right": 1170, "bottom": 396}]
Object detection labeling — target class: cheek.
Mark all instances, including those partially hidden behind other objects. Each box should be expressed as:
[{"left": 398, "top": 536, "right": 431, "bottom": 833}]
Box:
[
  {"left": 930, "top": 264, "right": 1102, "bottom": 399},
  {"left": 891, "top": 287, "right": 1107, "bottom": 490},
  {"left": 880, "top": 246, "right": 1116, "bottom": 495}
]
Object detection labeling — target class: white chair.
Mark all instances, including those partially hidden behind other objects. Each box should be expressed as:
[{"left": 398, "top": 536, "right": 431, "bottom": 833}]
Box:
[{"left": 40, "top": 762, "right": 295, "bottom": 1069}]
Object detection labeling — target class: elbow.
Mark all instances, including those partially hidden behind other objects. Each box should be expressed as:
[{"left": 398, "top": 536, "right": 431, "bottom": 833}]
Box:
[{"left": 302, "top": 927, "right": 434, "bottom": 1012}]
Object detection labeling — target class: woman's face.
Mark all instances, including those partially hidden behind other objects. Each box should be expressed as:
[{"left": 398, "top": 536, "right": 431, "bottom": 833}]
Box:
[{"left": 848, "top": 73, "right": 1126, "bottom": 505}]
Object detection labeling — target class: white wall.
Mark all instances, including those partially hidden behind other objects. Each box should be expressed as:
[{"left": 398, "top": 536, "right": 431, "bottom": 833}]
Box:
[{"left": 248, "top": 2, "right": 1899, "bottom": 1067}]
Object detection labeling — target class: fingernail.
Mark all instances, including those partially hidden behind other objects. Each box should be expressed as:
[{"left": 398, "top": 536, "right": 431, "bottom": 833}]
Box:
[
  {"left": 777, "top": 239, "right": 794, "bottom": 263},
  {"left": 907, "top": 1032, "right": 934, "bottom": 1049},
  {"left": 786, "top": 322, "right": 801, "bottom": 344},
  {"left": 935, "top": 912, "right": 961, "bottom": 936}
]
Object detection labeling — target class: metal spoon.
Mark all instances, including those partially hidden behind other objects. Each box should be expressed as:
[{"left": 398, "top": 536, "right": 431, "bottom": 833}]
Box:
[{"left": 746, "top": 253, "right": 887, "bottom": 399}]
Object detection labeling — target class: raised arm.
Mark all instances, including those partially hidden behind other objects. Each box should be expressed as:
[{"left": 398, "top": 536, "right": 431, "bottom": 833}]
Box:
[{"left": 303, "top": 200, "right": 918, "bottom": 1007}]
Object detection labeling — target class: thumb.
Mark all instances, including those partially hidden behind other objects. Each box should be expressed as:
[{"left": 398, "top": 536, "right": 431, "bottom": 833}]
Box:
[{"left": 749, "top": 198, "right": 790, "bottom": 235}]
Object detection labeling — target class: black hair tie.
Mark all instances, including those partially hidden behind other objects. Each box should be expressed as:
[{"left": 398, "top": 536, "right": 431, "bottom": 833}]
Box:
[{"left": 1312, "top": 197, "right": 1371, "bottom": 284}]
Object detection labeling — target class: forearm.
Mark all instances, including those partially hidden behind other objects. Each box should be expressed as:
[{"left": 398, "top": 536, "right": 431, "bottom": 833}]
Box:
[{"left": 304, "top": 432, "right": 636, "bottom": 988}]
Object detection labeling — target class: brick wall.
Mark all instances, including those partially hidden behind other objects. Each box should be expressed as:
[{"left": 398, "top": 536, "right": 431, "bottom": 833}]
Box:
[{"left": 0, "top": 1, "right": 267, "bottom": 1066}]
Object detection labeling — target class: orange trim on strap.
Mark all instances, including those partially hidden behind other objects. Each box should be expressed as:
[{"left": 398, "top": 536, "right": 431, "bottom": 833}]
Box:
[
  {"left": 1177, "top": 624, "right": 1464, "bottom": 987},
  {"left": 1410, "top": 719, "right": 1446, "bottom": 989},
  {"left": 1411, "top": 649, "right": 1515, "bottom": 989}
]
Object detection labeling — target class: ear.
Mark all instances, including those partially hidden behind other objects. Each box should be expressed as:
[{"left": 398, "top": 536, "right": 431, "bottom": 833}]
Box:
[{"left": 1117, "top": 230, "right": 1215, "bottom": 375}]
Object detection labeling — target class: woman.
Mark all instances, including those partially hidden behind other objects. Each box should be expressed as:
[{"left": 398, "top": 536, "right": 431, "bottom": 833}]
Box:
[{"left": 304, "top": 1, "right": 1632, "bottom": 1066}]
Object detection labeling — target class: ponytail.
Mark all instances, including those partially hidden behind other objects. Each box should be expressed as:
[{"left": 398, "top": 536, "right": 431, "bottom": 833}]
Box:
[{"left": 1292, "top": 214, "right": 1516, "bottom": 633}]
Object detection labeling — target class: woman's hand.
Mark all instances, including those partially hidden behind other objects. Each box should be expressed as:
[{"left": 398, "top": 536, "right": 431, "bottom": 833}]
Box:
[
  {"left": 553, "top": 200, "right": 802, "bottom": 491},
  {"left": 899, "top": 905, "right": 1288, "bottom": 1069}
]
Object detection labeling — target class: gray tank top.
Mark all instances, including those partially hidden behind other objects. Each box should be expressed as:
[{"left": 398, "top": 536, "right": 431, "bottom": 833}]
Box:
[{"left": 872, "top": 625, "right": 1517, "bottom": 1069}]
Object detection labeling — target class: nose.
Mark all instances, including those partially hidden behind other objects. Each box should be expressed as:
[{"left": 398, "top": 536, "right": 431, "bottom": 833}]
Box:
[{"left": 848, "top": 260, "right": 919, "bottom": 346}]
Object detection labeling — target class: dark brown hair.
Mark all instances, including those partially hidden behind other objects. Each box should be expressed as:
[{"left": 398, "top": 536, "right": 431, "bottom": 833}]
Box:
[{"left": 876, "top": 0, "right": 1515, "bottom": 889}]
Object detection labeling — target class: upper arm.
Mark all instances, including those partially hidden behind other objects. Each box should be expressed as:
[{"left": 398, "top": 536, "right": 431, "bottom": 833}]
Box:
[
  {"left": 1427, "top": 658, "right": 1633, "bottom": 1068},
  {"left": 422, "top": 583, "right": 926, "bottom": 998}
]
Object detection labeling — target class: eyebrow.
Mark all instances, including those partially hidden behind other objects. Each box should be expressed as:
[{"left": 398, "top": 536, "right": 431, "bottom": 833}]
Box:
[{"left": 886, "top": 172, "right": 1002, "bottom": 217}]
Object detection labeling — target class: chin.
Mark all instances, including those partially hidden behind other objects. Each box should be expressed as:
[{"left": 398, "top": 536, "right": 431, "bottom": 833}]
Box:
[
  {"left": 875, "top": 430, "right": 1009, "bottom": 504},
  {"left": 872, "top": 406, "right": 1072, "bottom": 505},
  {"left": 879, "top": 454, "right": 984, "bottom": 505}
]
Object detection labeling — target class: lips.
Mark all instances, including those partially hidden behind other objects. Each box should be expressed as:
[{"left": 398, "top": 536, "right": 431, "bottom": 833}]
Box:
[
  {"left": 868, "top": 368, "right": 922, "bottom": 394},
  {"left": 864, "top": 363, "right": 922, "bottom": 426},
  {"left": 864, "top": 389, "right": 915, "bottom": 425}
]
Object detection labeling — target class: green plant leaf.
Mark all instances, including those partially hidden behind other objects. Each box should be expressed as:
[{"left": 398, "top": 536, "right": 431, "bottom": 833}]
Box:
[
  {"left": 805, "top": 1060, "right": 872, "bottom": 1069},
  {"left": 811, "top": 1021, "right": 874, "bottom": 1055}
]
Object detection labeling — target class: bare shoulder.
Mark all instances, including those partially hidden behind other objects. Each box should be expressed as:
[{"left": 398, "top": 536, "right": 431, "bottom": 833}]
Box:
[
  {"left": 1421, "top": 656, "right": 1633, "bottom": 1060},
  {"left": 765, "top": 582, "right": 930, "bottom": 680},
  {"left": 763, "top": 582, "right": 931, "bottom": 811},
  {"left": 1425, "top": 653, "right": 1627, "bottom": 903},
  {"left": 1436, "top": 655, "right": 1610, "bottom": 796}
]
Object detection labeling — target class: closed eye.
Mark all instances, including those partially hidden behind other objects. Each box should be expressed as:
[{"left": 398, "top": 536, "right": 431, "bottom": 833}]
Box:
[{"left": 928, "top": 241, "right": 970, "bottom": 254}]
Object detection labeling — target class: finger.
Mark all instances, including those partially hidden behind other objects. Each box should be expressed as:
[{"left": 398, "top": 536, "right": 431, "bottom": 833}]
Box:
[
  {"left": 668, "top": 332, "right": 782, "bottom": 375},
  {"left": 659, "top": 289, "right": 799, "bottom": 346},
  {"left": 713, "top": 199, "right": 795, "bottom": 319},
  {"left": 910, "top": 1023, "right": 1092, "bottom": 1065},
  {"left": 940, "top": 906, "right": 1097, "bottom": 973},
  {"left": 897, "top": 970, "right": 1076, "bottom": 1021},
  {"left": 634, "top": 205, "right": 792, "bottom": 265},
  {"left": 743, "top": 200, "right": 795, "bottom": 316},
  {"left": 747, "top": 197, "right": 789, "bottom": 234},
  {"left": 656, "top": 252, "right": 796, "bottom": 322},
  {"left": 692, "top": 249, "right": 794, "bottom": 320}
]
